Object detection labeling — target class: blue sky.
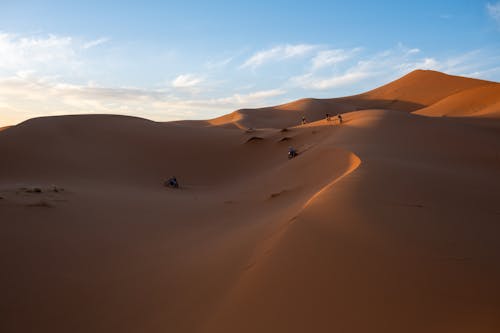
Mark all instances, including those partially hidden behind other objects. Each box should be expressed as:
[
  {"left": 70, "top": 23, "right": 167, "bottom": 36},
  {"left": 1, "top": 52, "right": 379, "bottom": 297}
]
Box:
[{"left": 1, "top": 0, "right": 499, "bottom": 126}]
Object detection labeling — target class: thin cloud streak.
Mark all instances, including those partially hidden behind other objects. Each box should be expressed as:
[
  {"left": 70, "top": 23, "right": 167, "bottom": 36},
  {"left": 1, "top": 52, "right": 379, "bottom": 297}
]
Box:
[
  {"left": 240, "top": 44, "right": 319, "bottom": 69},
  {"left": 487, "top": 2, "right": 500, "bottom": 24},
  {"left": 311, "top": 48, "right": 361, "bottom": 70},
  {"left": 172, "top": 74, "right": 205, "bottom": 88},
  {"left": 83, "top": 37, "right": 110, "bottom": 49}
]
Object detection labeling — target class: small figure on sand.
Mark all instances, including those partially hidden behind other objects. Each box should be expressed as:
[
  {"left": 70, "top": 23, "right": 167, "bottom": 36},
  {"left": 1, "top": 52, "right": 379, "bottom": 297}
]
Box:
[
  {"left": 301, "top": 116, "right": 307, "bottom": 125},
  {"left": 288, "top": 146, "right": 297, "bottom": 159},
  {"left": 326, "top": 113, "right": 331, "bottom": 121},
  {"left": 165, "top": 176, "right": 179, "bottom": 188},
  {"left": 337, "top": 113, "right": 343, "bottom": 124}
]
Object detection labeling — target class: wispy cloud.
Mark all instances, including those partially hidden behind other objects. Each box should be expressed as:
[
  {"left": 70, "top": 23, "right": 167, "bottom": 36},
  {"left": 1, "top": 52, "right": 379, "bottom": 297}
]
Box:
[
  {"left": 240, "top": 44, "right": 318, "bottom": 69},
  {"left": 487, "top": 2, "right": 500, "bottom": 25},
  {"left": 215, "top": 89, "right": 286, "bottom": 105},
  {"left": 291, "top": 71, "right": 372, "bottom": 90},
  {"left": 439, "top": 14, "right": 453, "bottom": 20},
  {"left": 171, "top": 74, "right": 204, "bottom": 88},
  {"left": 0, "top": 32, "right": 76, "bottom": 71},
  {"left": 311, "top": 48, "right": 361, "bottom": 70},
  {"left": 0, "top": 72, "right": 288, "bottom": 126},
  {"left": 153, "top": 88, "right": 287, "bottom": 112},
  {"left": 83, "top": 37, "right": 110, "bottom": 49},
  {"left": 289, "top": 45, "right": 497, "bottom": 91},
  {"left": 205, "top": 56, "right": 233, "bottom": 69}
]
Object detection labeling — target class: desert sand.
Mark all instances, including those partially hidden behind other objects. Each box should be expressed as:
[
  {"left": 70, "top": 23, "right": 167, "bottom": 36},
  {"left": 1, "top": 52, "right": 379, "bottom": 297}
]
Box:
[{"left": 1, "top": 70, "right": 500, "bottom": 332}]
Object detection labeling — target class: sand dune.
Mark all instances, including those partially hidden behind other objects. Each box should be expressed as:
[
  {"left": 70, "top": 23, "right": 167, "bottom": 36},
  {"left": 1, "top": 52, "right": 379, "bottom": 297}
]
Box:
[
  {"left": 211, "top": 70, "right": 496, "bottom": 129},
  {"left": 355, "top": 69, "right": 492, "bottom": 107},
  {"left": 1, "top": 70, "right": 500, "bottom": 333},
  {"left": 210, "top": 98, "right": 357, "bottom": 129},
  {"left": 414, "top": 82, "right": 500, "bottom": 118}
]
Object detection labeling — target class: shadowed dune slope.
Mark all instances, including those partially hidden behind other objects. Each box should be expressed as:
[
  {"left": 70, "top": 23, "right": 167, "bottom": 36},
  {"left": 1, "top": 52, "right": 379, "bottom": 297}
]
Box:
[{"left": 0, "top": 113, "right": 360, "bottom": 333}]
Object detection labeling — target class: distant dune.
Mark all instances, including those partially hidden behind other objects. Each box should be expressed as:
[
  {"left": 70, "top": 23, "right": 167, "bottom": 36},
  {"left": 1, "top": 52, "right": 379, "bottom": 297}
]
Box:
[
  {"left": 1, "top": 70, "right": 500, "bottom": 333},
  {"left": 355, "top": 69, "right": 492, "bottom": 107},
  {"left": 414, "top": 82, "right": 500, "bottom": 118},
  {"left": 211, "top": 70, "right": 497, "bottom": 129}
]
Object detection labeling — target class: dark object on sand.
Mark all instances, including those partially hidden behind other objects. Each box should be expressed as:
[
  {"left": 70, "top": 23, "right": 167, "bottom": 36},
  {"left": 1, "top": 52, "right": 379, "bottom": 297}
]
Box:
[
  {"left": 288, "top": 146, "right": 297, "bottom": 159},
  {"left": 51, "top": 185, "right": 64, "bottom": 192},
  {"left": 165, "top": 177, "right": 179, "bottom": 188}
]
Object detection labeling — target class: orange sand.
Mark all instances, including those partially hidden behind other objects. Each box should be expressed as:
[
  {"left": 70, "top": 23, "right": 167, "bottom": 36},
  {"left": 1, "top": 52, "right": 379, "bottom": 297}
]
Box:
[{"left": 1, "top": 70, "right": 500, "bottom": 333}]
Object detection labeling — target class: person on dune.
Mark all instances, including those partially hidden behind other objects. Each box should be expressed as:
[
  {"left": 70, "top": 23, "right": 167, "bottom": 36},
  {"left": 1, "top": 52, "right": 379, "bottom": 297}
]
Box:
[{"left": 288, "top": 146, "right": 297, "bottom": 159}]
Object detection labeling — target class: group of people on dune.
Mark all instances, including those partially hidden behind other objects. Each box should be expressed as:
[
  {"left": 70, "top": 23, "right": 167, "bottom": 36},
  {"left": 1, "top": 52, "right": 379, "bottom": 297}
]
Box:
[
  {"left": 292, "top": 113, "right": 343, "bottom": 159},
  {"left": 166, "top": 113, "right": 344, "bottom": 189},
  {"left": 301, "top": 113, "right": 342, "bottom": 124}
]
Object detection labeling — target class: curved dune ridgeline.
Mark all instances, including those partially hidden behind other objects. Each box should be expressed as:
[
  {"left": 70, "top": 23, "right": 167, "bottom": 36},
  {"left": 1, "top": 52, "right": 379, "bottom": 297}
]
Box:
[{"left": 1, "top": 70, "right": 500, "bottom": 333}]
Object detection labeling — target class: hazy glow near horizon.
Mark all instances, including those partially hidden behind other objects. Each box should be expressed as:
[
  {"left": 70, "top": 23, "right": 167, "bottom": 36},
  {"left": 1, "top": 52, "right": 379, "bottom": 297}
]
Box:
[{"left": 1, "top": 0, "right": 500, "bottom": 127}]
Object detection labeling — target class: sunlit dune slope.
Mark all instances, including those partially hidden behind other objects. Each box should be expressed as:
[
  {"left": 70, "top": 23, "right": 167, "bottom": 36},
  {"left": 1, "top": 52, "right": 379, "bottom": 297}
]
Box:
[
  {"left": 204, "top": 109, "right": 500, "bottom": 333},
  {"left": 414, "top": 82, "right": 500, "bottom": 118},
  {"left": 354, "top": 69, "right": 493, "bottom": 108}
]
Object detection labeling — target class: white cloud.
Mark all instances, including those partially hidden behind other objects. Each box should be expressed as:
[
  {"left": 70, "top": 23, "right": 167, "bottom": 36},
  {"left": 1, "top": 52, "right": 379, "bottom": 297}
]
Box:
[
  {"left": 290, "top": 43, "right": 500, "bottom": 93},
  {"left": 215, "top": 89, "right": 286, "bottom": 105},
  {"left": 311, "top": 48, "right": 361, "bottom": 70},
  {"left": 152, "top": 89, "right": 287, "bottom": 113},
  {"left": 246, "top": 89, "right": 285, "bottom": 99},
  {"left": 487, "top": 2, "right": 500, "bottom": 24},
  {"left": 205, "top": 57, "right": 233, "bottom": 69},
  {"left": 0, "top": 72, "right": 288, "bottom": 127},
  {"left": 171, "top": 74, "right": 204, "bottom": 88},
  {"left": 241, "top": 44, "right": 318, "bottom": 69},
  {"left": 290, "top": 45, "right": 444, "bottom": 91},
  {"left": 83, "top": 37, "right": 110, "bottom": 49},
  {"left": 291, "top": 71, "right": 373, "bottom": 90},
  {"left": 397, "top": 57, "right": 440, "bottom": 72},
  {"left": 0, "top": 32, "right": 76, "bottom": 71}
]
